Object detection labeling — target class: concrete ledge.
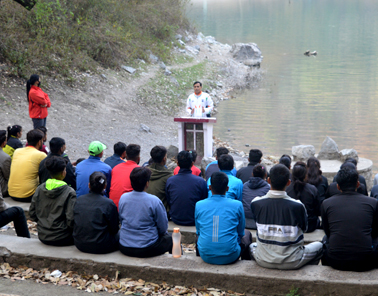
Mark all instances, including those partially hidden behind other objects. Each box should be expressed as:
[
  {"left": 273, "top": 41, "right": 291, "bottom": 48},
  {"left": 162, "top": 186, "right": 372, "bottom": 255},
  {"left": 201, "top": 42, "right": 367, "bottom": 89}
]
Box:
[{"left": 1, "top": 235, "right": 378, "bottom": 296}]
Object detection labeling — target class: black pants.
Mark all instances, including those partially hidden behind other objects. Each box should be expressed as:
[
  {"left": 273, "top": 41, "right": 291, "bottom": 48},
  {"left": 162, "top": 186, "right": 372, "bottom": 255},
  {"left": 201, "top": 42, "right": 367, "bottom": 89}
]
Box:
[
  {"left": 40, "top": 235, "right": 74, "bottom": 247},
  {"left": 32, "top": 118, "right": 47, "bottom": 129},
  {"left": 196, "top": 231, "right": 253, "bottom": 261},
  {"left": 119, "top": 233, "right": 173, "bottom": 258},
  {"left": 0, "top": 206, "right": 30, "bottom": 238},
  {"left": 10, "top": 196, "right": 33, "bottom": 203},
  {"left": 75, "top": 233, "right": 119, "bottom": 254}
]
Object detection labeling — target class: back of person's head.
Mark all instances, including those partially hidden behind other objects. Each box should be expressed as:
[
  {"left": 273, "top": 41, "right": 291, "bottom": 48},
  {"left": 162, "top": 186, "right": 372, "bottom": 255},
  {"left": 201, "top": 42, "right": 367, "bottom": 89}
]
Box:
[
  {"left": 249, "top": 149, "right": 263, "bottom": 163},
  {"left": 177, "top": 151, "right": 193, "bottom": 169},
  {"left": 252, "top": 164, "right": 267, "bottom": 179},
  {"left": 190, "top": 150, "right": 197, "bottom": 162},
  {"left": 126, "top": 144, "right": 141, "bottom": 161},
  {"left": 75, "top": 158, "right": 86, "bottom": 166},
  {"left": 279, "top": 155, "right": 292, "bottom": 169},
  {"left": 45, "top": 156, "right": 67, "bottom": 179},
  {"left": 26, "top": 74, "right": 39, "bottom": 101},
  {"left": 0, "top": 130, "right": 6, "bottom": 146},
  {"left": 344, "top": 158, "right": 357, "bottom": 167},
  {"left": 49, "top": 137, "right": 65, "bottom": 154},
  {"left": 114, "top": 142, "right": 127, "bottom": 156},
  {"left": 27, "top": 129, "right": 44, "bottom": 146},
  {"left": 307, "top": 156, "right": 323, "bottom": 186},
  {"left": 37, "top": 126, "right": 47, "bottom": 136},
  {"left": 89, "top": 172, "right": 107, "bottom": 194},
  {"left": 210, "top": 172, "right": 229, "bottom": 195},
  {"left": 130, "top": 167, "right": 151, "bottom": 192},
  {"left": 336, "top": 167, "right": 359, "bottom": 192},
  {"left": 340, "top": 162, "right": 356, "bottom": 170},
  {"left": 218, "top": 154, "right": 234, "bottom": 171},
  {"left": 150, "top": 145, "right": 167, "bottom": 164},
  {"left": 269, "top": 164, "right": 290, "bottom": 190},
  {"left": 7, "top": 125, "right": 22, "bottom": 140},
  {"left": 216, "top": 147, "right": 229, "bottom": 158},
  {"left": 292, "top": 162, "right": 307, "bottom": 198}
]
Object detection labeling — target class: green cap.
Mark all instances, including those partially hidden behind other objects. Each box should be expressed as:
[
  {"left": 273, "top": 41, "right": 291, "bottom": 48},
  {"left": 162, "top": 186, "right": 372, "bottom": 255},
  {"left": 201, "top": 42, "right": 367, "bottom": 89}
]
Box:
[{"left": 88, "top": 141, "right": 107, "bottom": 156}]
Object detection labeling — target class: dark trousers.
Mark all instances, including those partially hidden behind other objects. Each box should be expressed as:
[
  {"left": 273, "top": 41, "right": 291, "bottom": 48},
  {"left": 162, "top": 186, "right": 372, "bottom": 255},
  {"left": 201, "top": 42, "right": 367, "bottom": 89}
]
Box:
[
  {"left": 196, "top": 231, "right": 253, "bottom": 261},
  {"left": 40, "top": 235, "right": 74, "bottom": 247},
  {"left": 119, "top": 233, "right": 173, "bottom": 258},
  {"left": 10, "top": 196, "right": 33, "bottom": 203},
  {"left": 32, "top": 118, "right": 47, "bottom": 129},
  {"left": 0, "top": 206, "right": 30, "bottom": 238},
  {"left": 75, "top": 233, "right": 119, "bottom": 254}
]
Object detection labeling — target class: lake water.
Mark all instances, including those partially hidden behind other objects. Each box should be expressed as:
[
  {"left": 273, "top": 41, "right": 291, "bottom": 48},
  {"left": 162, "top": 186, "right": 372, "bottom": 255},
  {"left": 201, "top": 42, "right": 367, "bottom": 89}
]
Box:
[{"left": 187, "top": 0, "right": 378, "bottom": 170}]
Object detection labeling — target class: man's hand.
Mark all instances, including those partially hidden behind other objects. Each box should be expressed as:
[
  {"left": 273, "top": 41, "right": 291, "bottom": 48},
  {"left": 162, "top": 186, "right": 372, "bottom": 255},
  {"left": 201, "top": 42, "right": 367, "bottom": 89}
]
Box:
[
  {"left": 202, "top": 107, "right": 205, "bottom": 113},
  {"left": 191, "top": 108, "right": 195, "bottom": 115}
]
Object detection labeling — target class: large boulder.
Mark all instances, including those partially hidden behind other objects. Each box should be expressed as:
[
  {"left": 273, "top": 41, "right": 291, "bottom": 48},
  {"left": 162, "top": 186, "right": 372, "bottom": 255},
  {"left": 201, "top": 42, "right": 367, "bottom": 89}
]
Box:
[
  {"left": 318, "top": 137, "right": 340, "bottom": 160},
  {"left": 201, "top": 156, "right": 215, "bottom": 176},
  {"left": 292, "top": 145, "right": 315, "bottom": 162},
  {"left": 230, "top": 43, "right": 263, "bottom": 66},
  {"left": 167, "top": 145, "right": 179, "bottom": 159},
  {"left": 339, "top": 149, "right": 359, "bottom": 163}
]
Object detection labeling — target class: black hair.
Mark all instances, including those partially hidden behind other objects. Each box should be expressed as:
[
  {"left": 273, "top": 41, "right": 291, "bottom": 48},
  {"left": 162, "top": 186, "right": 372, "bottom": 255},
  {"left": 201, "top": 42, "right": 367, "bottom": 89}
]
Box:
[
  {"left": 216, "top": 147, "right": 229, "bottom": 158},
  {"left": 340, "top": 162, "right": 356, "bottom": 170},
  {"left": 49, "top": 137, "right": 66, "bottom": 154},
  {"left": 0, "top": 130, "right": 6, "bottom": 146},
  {"left": 45, "top": 156, "right": 67, "bottom": 179},
  {"left": 7, "top": 125, "right": 22, "bottom": 140},
  {"left": 249, "top": 149, "right": 263, "bottom": 163},
  {"left": 177, "top": 151, "right": 193, "bottom": 169},
  {"left": 336, "top": 167, "right": 359, "bottom": 192},
  {"left": 344, "top": 158, "right": 357, "bottom": 166},
  {"left": 218, "top": 154, "right": 234, "bottom": 171},
  {"left": 26, "top": 74, "right": 40, "bottom": 101},
  {"left": 114, "top": 142, "right": 127, "bottom": 156},
  {"left": 27, "top": 129, "right": 44, "bottom": 146},
  {"left": 210, "top": 172, "right": 229, "bottom": 195},
  {"left": 292, "top": 162, "right": 307, "bottom": 199},
  {"left": 130, "top": 167, "right": 151, "bottom": 192},
  {"left": 150, "top": 145, "right": 167, "bottom": 164},
  {"left": 37, "top": 126, "right": 47, "bottom": 135},
  {"left": 252, "top": 164, "right": 267, "bottom": 179},
  {"left": 75, "top": 158, "right": 86, "bottom": 165},
  {"left": 307, "top": 157, "right": 323, "bottom": 187},
  {"left": 269, "top": 164, "right": 290, "bottom": 190},
  {"left": 190, "top": 150, "right": 197, "bottom": 162},
  {"left": 279, "top": 155, "right": 291, "bottom": 169},
  {"left": 89, "top": 172, "right": 107, "bottom": 194},
  {"left": 126, "top": 144, "right": 141, "bottom": 161},
  {"left": 193, "top": 81, "right": 202, "bottom": 86}
]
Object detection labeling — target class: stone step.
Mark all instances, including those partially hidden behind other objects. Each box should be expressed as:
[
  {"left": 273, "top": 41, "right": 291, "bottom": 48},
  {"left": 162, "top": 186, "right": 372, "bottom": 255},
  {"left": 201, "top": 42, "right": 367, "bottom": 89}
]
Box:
[{"left": 0, "top": 235, "right": 377, "bottom": 296}]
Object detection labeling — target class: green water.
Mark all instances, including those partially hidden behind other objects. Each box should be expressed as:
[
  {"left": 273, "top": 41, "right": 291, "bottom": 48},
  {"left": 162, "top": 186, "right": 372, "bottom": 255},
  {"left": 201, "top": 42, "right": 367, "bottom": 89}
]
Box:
[{"left": 187, "top": 0, "right": 378, "bottom": 168}]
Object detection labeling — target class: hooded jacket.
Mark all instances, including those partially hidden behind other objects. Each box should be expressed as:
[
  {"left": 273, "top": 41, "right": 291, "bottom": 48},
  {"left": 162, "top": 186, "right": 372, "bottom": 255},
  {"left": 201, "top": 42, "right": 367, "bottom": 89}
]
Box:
[
  {"left": 30, "top": 179, "right": 76, "bottom": 242},
  {"left": 146, "top": 163, "right": 173, "bottom": 211},
  {"left": 28, "top": 85, "right": 51, "bottom": 119}
]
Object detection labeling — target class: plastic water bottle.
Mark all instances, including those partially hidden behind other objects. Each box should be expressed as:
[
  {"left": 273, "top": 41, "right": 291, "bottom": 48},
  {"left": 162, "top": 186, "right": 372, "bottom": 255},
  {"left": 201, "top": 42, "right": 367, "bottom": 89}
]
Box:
[{"left": 172, "top": 227, "right": 181, "bottom": 258}]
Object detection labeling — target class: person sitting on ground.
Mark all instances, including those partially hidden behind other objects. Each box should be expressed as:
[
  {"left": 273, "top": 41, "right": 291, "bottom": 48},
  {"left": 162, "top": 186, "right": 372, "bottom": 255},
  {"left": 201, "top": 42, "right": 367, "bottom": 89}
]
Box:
[
  {"left": 326, "top": 162, "right": 367, "bottom": 198},
  {"left": 76, "top": 141, "right": 112, "bottom": 197},
  {"left": 30, "top": 156, "right": 76, "bottom": 246},
  {"left": 321, "top": 166, "right": 378, "bottom": 271},
  {"left": 207, "top": 154, "right": 243, "bottom": 201},
  {"left": 166, "top": 151, "right": 207, "bottom": 226},
  {"left": 27, "top": 126, "right": 49, "bottom": 154},
  {"left": 195, "top": 172, "right": 252, "bottom": 264},
  {"left": 250, "top": 164, "right": 323, "bottom": 270},
  {"left": 370, "top": 183, "right": 378, "bottom": 200},
  {"left": 3, "top": 125, "right": 23, "bottom": 159},
  {"left": 237, "top": 149, "right": 263, "bottom": 184},
  {"left": 146, "top": 146, "right": 173, "bottom": 212},
  {"left": 8, "top": 129, "right": 46, "bottom": 202},
  {"left": 0, "top": 130, "right": 11, "bottom": 197},
  {"left": 306, "top": 157, "right": 328, "bottom": 205},
  {"left": 119, "top": 167, "right": 172, "bottom": 258},
  {"left": 173, "top": 150, "right": 201, "bottom": 177},
  {"left": 205, "top": 147, "right": 237, "bottom": 181},
  {"left": 104, "top": 142, "right": 127, "bottom": 169},
  {"left": 39, "top": 137, "right": 76, "bottom": 190},
  {"left": 279, "top": 154, "right": 292, "bottom": 170},
  {"left": 286, "top": 162, "right": 321, "bottom": 233},
  {"left": 242, "top": 164, "right": 270, "bottom": 229},
  {"left": 73, "top": 172, "right": 119, "bottom": 254},
  {"left": 109, "top": 144, "right": 141, "bottom": 209}
]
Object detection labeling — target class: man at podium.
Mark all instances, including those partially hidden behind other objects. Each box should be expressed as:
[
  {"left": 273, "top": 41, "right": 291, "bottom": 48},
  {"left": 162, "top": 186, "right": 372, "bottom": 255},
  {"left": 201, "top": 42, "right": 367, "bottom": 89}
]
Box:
[{"left": 186, "top": 81, "right": 214, "bottom": 118}]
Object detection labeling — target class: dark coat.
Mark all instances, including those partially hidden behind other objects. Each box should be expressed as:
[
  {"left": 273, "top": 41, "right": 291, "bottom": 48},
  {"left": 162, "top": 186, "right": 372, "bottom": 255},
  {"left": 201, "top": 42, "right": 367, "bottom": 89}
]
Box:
[
  {"left": 326, "top": 182, "right": 367, "bottom": 199},
  {"left": 236, "top": 162, "right": 259, "bottom": 184}
]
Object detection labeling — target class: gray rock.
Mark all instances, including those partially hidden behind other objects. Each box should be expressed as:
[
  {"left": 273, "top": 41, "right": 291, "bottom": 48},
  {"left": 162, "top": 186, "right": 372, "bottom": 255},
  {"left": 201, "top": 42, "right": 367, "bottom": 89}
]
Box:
[
  {"left": 0, "top": 247, "right": 11, "bottom": 258},
  {"left": 216, "top": 82, "right": 223, "bottom": 88},
  {"left": 244, "top": 59, "right": 261, "bottom": 67},
  {"left": 100, "top": 74, "right": 107, "bottom": 79},
  {"left": 201, "top": 156, "right": 215, "bottom": 172},
  {"left": 178, "top": 40, "right": 186, "bottom": 46},
  {"left": 185, "top": 46, "right": 199, "bottom": 55},
  {"left": 169, "top": 76, "right": 179, "bottom": 86},
  {"left": 339, "top": 149, "right": 359, "bottom": 163},
  {"left": 178, "top": 49, "right": 186, "bottom": 53},
  {"left": 159, "top": 62, "right": 166, "bottom": 70},
  {"left": 184, "top": 36, "right": 191, "bottom": 43},
  {"left": 292, "top": 145, "right": 316, "bottom": 161},
  {"left": 318, "top": 136, "right": 340, "bottom": 160},
  {"left": 230, "top": 43, "right": 263, "bottom": 65},
  {"left": 166, "top": 158, "right": 178, "bottom": 171},
  {"left": 149, "top": 54, "right": 159, "bottom": 64},
  {"left": 194, "top": 45, "right": 201, "bottom": 51},
  {"left": 197, "top": 32, "right": 205, "bottom": 41},
  {"left": 205, "top": 36, "right": 216, "bottom": 44},
  {"left": 175, "top": 34, "right": 182, "bottom": 40},
  {"left": 121, "top": 65, "right": 136, "bottom": 74},
  {"left": 137, "top": 59, "right": 146, "bottom": 64},
  {"left": 164, "top": 69, "right": 172, "bottom": 76},
  {"left": 140, "top": 123, "right": 151, "bottom": 134},
  {"left": 167, "top": 145, "right": 179, "bottom": 159}
]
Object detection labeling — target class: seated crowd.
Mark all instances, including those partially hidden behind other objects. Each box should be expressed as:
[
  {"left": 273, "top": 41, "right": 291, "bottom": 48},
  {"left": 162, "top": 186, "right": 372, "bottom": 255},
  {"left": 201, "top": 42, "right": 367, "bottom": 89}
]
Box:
[{"left": 1, "top": 126, "right": 378, "bottom": 272}]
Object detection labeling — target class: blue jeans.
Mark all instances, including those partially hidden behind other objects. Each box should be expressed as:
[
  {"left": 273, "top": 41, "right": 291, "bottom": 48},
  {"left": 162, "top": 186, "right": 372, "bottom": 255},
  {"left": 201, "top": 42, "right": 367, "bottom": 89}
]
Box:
[{"left": 32, "top": 118, "right": 47, "bottom": 129}]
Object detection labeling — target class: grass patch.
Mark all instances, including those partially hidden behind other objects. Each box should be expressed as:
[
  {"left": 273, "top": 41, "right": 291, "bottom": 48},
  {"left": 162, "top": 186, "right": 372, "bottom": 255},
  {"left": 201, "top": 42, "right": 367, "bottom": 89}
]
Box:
[{"left": 170, "top": 54, "right": 194, "bottom": 65}]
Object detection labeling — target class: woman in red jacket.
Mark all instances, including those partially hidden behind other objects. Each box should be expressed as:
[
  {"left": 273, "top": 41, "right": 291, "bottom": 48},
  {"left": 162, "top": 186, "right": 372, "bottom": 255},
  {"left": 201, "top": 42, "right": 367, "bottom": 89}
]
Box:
[{"left": 26, "top": 74, "right": 51, "bottom": 129}]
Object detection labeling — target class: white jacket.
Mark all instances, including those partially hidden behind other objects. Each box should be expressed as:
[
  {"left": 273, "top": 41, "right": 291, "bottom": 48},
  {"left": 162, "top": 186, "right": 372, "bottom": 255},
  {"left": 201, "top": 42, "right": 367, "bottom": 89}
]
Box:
[{"left": 186, "top": 92, "right": 213, "bottom": 117}]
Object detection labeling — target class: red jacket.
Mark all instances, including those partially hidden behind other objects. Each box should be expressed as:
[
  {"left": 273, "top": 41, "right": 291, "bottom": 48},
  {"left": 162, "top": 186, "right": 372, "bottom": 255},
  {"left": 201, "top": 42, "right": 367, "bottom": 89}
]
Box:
[
  {"left": 28, "top": 85, "right": 51, "bottom": 119},
  {"left": 174, "top": 165, "right": 201, "bottom": 176}
]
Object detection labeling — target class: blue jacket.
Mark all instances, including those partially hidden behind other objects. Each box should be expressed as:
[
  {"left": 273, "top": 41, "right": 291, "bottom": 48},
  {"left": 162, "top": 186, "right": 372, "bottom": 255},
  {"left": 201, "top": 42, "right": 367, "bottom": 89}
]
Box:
[
  {"left": 207, "top": 170, "right": 243, "bottom": 201},
  {"left": 165, "top": 168, "right": 208, "bottom": 226},
  {"left": 76, "top": 156, "right": 112, "bottom": 197},
  {"left": 205, "top": 160, "right": 237, "bottom": 181},
  {"left": 118, "top": 190, "right": 168, "bottom": 248},
  {"left": 195, "top": 194, "right": 245, "bottom": 265},
  {"left": 104, "top": 154, "right": 125, "bottom": 169}
]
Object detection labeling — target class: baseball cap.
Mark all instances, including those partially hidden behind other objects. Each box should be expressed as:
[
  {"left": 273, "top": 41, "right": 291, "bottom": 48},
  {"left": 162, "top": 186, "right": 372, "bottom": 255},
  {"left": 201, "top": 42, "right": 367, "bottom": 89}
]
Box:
[{"left": 88, "top": 141, "right": 107, "bottom": 156}]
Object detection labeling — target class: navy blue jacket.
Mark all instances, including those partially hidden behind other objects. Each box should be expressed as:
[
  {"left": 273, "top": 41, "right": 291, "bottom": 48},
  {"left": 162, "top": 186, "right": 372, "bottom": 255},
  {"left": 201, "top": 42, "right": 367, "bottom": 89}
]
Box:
[
  {"left": 165, "top": 168, "right": 208, "bottom": 226},
  {"left": 104, "top": 154, "right": 125, "bottom": 169}
]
